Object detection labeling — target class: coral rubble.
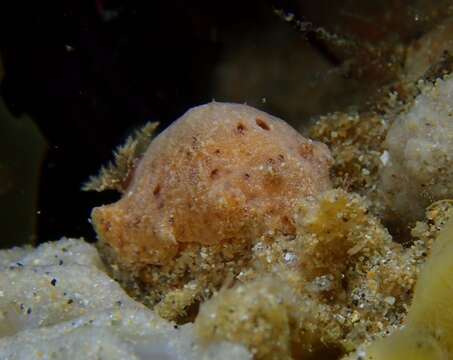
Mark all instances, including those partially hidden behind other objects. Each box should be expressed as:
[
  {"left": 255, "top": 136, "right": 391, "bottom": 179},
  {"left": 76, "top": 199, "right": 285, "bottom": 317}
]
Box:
[
  {"left": 345, "top": 218, "right": 453, "bottom": 360},
  {"left": 195, "top": 190, "right": 430, "bottom": 358},
  {"left": 309, "top": 112, "right": 388, "bottom": 209}
]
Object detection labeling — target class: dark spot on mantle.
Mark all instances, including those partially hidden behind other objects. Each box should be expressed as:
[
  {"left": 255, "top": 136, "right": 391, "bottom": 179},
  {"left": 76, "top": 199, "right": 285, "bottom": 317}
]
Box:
[
  {"left": 236, "top": 122, "right": 246, "bottom": 134},
  {"left": 256, "top": 118, "right": 270, "bottom": 131},
  {"left": 210, "top": 168, "right": 219, "bottom": 179}
]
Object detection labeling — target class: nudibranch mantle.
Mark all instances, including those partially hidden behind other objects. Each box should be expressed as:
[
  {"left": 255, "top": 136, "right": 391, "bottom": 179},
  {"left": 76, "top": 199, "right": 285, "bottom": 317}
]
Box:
[{"left": 91, "top": 102, "right": 332, "bottom": 267}]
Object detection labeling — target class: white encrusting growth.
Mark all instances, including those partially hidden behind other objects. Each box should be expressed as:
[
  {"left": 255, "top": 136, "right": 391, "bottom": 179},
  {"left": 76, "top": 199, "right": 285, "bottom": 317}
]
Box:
[
  {"left": 0, "top": 238, "right": 251, "bottom": 360},
  {"left": 379, "top": 75, "right": 453, "bottom": 221}
]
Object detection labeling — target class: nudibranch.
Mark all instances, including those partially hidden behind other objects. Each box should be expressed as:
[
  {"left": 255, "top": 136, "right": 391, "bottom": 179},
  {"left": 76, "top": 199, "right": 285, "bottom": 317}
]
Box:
[
  {"left": 90, "top": 102, "right": 332, "bottom": 265},
  {"left": 87, "top": 102, "right": 332, "bottom": 317}
]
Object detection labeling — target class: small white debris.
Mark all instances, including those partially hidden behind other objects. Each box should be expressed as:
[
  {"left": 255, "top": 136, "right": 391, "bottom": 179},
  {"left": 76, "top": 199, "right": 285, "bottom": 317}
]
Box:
[
  {"left": 283, "top": 252, "right": 297, "bottom": 265},
  {"left": 356, "top": 349, "right": 367, "bottom": 360},
  {"left": 284, "top": 12, "right": 295, "bottom": 22},
  {"left": 307, "top": 275, "right": 334, "bottom": 292},
  {"left": 379, "top": 150, "right": 389, "bottom": 166},
  {"left": 384, "top": 296, "right": 396, "bottom": 305}
]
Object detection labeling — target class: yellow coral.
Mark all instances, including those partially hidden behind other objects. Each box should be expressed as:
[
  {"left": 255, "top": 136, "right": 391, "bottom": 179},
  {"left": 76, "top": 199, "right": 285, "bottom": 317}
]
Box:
[{"left": 295, "top": 189, "right": 392, "bottom": 283}]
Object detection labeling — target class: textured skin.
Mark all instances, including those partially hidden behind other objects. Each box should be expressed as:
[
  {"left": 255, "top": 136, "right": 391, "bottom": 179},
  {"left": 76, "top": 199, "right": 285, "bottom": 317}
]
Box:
[{"left": 92, "top": 102, "right": 332, "bottom": 266}]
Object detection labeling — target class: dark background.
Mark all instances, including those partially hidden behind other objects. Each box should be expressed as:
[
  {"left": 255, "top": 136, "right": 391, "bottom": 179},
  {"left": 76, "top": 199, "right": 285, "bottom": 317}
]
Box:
[
  {"left": 0, "top": 0, "right": 448, "bottom": 245},
  {"left": 1, "top": 0, "right": 283, "bottom": 243}
]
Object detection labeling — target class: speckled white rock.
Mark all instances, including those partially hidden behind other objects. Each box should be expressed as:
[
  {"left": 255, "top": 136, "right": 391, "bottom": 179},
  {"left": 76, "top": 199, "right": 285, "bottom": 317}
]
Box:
[
  {"left": 0, "top": 246, "right": 33, "bottom": 267},
  {"left": 0, "top": 238, "right": 104, "bottom": 269},
  {"left": 0, "top": 239, "right": 250, "bottom": 360},
  {"left": 0, "top": 307, "right": 250, "bottom": 360},
  {"left": 379, "top": 75, "right": 453, "bottom": 221}
]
